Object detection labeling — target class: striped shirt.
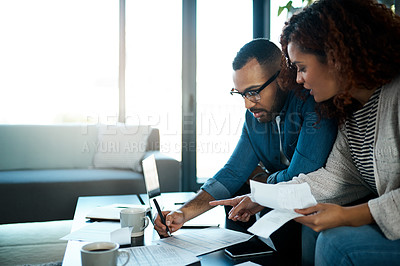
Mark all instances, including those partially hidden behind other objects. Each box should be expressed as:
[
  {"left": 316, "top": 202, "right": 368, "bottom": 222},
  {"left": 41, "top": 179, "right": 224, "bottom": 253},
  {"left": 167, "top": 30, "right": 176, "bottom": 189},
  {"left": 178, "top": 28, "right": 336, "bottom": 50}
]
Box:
[{"left": 346, "top": 88, "right": 381, "bottom": 193}]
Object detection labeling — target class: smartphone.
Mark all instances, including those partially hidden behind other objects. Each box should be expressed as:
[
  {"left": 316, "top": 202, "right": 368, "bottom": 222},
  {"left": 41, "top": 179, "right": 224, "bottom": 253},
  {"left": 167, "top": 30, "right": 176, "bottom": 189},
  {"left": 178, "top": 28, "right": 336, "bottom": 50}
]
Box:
[{"left": 224, "top": 237, "right": 274, "bottom": 258}]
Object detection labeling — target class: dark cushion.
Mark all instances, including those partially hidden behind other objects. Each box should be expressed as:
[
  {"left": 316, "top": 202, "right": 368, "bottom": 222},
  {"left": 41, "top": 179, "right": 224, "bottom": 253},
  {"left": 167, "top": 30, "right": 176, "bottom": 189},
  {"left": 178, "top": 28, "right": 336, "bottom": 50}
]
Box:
[{"left": 0, "top": 169, "right": 146, "bottom": 224}]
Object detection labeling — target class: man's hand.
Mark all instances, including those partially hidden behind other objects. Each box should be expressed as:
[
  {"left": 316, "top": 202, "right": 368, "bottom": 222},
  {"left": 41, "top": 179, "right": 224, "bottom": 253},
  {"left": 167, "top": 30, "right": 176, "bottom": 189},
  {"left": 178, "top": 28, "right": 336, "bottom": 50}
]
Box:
[
  {"left": 209, "top": 195, "right": 264, "bottom": 222},
  {"left": 294, "top": 203, "right": 374, "bottom": 232},
  {"left": 154, "top": 210, "right": 185, "bottom": 237},
  {"left": 154, "top": 189, "right": 216, "bottom": 237}
]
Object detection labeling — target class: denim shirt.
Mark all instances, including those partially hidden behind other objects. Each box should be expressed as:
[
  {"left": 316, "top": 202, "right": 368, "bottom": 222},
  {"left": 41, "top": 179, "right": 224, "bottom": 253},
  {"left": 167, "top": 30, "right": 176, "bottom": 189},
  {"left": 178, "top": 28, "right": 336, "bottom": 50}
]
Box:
[{"left": 201, "top": 90, "right": 337, "bottom": 200}]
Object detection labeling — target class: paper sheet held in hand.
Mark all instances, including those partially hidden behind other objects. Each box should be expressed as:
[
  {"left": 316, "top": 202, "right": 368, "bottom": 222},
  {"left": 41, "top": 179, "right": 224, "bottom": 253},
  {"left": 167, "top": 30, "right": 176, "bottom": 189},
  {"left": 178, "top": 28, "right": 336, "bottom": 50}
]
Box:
[{"left": 247, "top": 180, "right": 317, "bottom": 239}]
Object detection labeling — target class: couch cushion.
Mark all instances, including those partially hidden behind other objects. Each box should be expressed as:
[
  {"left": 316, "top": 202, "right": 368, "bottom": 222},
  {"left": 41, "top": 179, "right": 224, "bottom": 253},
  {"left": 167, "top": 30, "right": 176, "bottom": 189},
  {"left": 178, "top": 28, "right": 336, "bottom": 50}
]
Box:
[
  {"left": 0, "top": 169, "right": 143, "bottom": 183},
  {"left": 0, "top": 125, "right": 98, "bottom": 170},
  {"left": 93, "top": 124, "right": 151, "bottom": 172},
  {"left": 0, "top": 169, "right": 146, "bottom": 224}
]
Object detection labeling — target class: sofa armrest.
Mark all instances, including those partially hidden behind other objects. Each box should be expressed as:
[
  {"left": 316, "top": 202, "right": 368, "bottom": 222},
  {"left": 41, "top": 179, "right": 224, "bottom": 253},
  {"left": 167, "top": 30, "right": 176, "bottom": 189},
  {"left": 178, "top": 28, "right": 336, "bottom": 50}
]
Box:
[{"left": 143, "top": 151, "right": 181, "bottom": 192}]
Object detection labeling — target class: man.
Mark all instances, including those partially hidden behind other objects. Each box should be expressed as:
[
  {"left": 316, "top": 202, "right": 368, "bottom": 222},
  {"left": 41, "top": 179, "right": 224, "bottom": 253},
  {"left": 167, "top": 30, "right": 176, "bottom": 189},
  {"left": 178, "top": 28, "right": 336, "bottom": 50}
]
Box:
[{"left": 154, "top": 39, "right": 337, "bottom": 244}]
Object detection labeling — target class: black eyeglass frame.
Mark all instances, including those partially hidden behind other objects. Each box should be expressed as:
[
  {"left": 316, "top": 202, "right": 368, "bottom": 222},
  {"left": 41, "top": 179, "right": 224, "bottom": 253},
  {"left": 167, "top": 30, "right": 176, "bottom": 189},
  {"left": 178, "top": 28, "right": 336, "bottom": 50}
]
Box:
[{"left": 230, "top": 70, "right": 281, "bottom": 102}]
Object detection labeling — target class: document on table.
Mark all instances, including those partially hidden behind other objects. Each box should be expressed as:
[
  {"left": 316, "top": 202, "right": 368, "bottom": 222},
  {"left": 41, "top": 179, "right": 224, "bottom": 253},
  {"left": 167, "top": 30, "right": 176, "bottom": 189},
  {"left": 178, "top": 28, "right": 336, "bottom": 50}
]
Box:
[
  {"left": 60, "top": 221, "right": 131, "bottom": 245},
  {"left": 119, "top": 245, "right": 199, "bottom": 266},
  {"left": 247, "top": 180, "right": 317, "bottom": 239},
  {"left": 158, "top": 228, "right": 253, "bottom": 256}
]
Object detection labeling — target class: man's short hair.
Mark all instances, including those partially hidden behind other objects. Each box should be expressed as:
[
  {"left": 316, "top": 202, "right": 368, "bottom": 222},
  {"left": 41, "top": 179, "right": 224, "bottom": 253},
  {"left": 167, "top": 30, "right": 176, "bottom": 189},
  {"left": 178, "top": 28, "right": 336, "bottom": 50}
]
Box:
[{"left": 233, "top": 38, "right": 282, "bottom": 74}]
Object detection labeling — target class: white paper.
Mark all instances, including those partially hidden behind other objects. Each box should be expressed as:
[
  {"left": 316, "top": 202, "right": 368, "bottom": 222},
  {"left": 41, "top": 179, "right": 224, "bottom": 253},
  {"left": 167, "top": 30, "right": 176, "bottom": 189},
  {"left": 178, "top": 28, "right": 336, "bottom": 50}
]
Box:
[
  {"left": 61, "top": 221, "right": 131, "bottom": 245},
  {"left": 248, "top": 180, "right": 317, "bottom": 239},
  {"left": 119, "top": 245, "right": 199, "bottom": 266},
  {"left": 249, "top": 180, "right": 317, "bottom": 209},
  {"left": 256, "top": 213, "right": 277, "bottom": 251},
  {"left": 235, "top": 262, "right": 262, "bottom": 266},
  {"left": 258, "top": 236, "right": 276, "bottom": 251},
  {"left": 85, "top": 203, "right": 148, "bottom": 220},
  {"left": 248, "top": 209, "right": 303, "bottom": 239},
  {"left": 158, "top": 228, "right": 253, "bottom": 256}
]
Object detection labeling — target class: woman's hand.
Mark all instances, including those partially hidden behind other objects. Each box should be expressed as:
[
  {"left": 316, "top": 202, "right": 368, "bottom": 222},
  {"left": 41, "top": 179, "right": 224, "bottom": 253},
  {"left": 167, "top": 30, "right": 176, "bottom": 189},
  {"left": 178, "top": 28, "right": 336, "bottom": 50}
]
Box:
[
  {"left": 209, "top": 195, "right": 264, "bottom": 222},
  {"left": 294, "top": 203, "right": 374, "bottom": 232}
]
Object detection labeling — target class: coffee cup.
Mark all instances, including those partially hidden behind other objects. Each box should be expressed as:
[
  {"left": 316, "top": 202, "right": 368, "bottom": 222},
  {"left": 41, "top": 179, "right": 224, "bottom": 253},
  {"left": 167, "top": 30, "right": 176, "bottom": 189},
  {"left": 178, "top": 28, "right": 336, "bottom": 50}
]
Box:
[
  {"left": 120, "top": 207, "right": 150, "bottom": 237},
  {"left": 80, "top": 241, "right": 129, "bottom": 266}
]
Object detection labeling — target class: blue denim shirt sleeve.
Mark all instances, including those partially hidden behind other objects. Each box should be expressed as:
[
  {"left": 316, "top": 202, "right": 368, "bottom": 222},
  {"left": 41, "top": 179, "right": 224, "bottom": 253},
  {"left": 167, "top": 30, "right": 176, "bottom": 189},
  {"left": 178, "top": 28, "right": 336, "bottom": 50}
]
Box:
[
  {"left": 201, "top": 123, "right": 260, "bottom": 200},
  {"left": 200, "top": 178, "right": 231, "bottom": 200},
  {"left": 267, "top": 95, "right": 337, "bottom": 184}
]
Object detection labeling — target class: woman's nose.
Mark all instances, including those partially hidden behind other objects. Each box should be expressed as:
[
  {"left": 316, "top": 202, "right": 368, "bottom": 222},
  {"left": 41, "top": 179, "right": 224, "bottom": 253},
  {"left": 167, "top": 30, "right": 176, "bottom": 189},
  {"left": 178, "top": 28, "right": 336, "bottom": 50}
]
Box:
[{"left": 296, "top": 72, "right": 304, "bottom": 84}]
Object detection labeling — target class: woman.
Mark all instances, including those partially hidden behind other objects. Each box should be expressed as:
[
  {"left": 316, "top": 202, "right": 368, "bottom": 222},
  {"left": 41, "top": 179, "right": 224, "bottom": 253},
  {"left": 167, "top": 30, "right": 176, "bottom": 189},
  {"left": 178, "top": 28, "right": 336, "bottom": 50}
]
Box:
[{"left": 210, "top": 0, "right": 400, "bottom": 265}]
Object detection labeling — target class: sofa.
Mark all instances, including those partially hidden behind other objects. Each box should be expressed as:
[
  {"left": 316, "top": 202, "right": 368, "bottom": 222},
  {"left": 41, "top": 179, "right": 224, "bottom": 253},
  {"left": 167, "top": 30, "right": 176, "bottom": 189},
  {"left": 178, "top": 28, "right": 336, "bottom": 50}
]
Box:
[{"left": 0, "top": 124, "right": 181, "bottom": 224}]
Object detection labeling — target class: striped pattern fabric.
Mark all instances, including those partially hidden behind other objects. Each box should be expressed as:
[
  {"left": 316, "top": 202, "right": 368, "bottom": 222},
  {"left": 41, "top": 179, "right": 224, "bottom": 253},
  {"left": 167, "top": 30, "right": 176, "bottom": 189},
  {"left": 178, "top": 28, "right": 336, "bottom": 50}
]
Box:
[{"left": 346, "top": 88, "right": 381, "bottom": 193}]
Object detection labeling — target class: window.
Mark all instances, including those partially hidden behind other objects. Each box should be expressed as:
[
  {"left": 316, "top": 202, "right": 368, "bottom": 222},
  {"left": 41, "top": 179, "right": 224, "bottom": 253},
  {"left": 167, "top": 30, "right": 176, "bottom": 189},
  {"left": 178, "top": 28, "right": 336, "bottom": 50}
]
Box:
[
  {"left": 0, "top": 0, "right": 119, "bottom": 124},
  {"left": 196, "top": 0, "right": 253, "bottom": 180},
  {"left": 125, "top": 0, "right": 182, "bottom": 161},
  {"left": 270, "top": 0, "right": 291, "bottom": 46}
]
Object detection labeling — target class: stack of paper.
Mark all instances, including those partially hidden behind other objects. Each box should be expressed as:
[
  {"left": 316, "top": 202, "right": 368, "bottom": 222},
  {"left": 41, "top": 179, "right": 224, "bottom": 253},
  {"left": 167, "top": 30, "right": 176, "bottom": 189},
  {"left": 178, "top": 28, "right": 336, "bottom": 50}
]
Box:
[
  {"left": 62, "top": 225, "right": 253, "bottom": 265},
  {"left": 158, "top": 227, "right": 253, "bottom": 256},
  {"left": 61, "top": 222, "right": 132, "bottom": 245},
  {"left": 119, "top": 245, "right": 200, "bottom": 266},
  {"left": 119, "top": 228, "right": 252, "bottom": 265}
]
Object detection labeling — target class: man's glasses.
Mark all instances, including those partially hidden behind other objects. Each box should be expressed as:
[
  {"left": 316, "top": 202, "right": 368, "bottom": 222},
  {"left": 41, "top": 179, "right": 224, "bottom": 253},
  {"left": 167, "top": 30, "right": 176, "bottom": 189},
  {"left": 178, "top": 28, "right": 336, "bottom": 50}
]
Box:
[{"left": 230, "top": 70, "right": 280, "bottom": 103}]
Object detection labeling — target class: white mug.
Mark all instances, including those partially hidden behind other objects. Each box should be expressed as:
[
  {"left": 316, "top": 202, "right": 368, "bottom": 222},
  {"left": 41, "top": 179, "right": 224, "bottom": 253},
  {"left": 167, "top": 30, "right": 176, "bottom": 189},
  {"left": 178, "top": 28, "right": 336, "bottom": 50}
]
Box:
[
  {"left": 120, "top": 207, "right": 150, "bottom": 237},
  {"left": 80, "top": 241, "right": 129, "bottom": 266}
]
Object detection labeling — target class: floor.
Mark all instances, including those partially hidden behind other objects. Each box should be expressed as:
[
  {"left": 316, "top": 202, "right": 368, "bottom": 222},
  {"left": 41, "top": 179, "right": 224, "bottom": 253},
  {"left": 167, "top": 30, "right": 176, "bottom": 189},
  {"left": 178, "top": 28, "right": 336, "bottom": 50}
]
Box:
[{"left": 0, "top": 220, "right": 72, "bottom": 266}]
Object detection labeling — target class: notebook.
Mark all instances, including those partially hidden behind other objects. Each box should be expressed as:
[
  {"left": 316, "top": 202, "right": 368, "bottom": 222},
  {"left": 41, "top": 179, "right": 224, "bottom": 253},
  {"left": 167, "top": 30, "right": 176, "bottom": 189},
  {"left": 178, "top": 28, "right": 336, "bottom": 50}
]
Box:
[
  {"left": 85, "top": 203, "right": 147, "bottom": 221},
  {"left": 142, "top": 154, "right": 221, "bottom": 228}
]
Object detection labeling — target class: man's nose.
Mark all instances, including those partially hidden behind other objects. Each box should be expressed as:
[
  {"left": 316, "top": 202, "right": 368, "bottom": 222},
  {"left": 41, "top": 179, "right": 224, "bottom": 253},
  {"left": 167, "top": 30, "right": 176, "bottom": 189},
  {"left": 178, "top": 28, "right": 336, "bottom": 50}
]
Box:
[{"left": 244, "top": 97, "right": 256, "bottom": 109}]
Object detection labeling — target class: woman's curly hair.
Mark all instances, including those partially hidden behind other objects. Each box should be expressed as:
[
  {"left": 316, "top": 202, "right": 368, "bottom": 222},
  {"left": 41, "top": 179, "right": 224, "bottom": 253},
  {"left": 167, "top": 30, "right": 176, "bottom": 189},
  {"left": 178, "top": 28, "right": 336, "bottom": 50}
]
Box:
[{"left": 280, "top": 0, "right": 400, "bottom": 125}]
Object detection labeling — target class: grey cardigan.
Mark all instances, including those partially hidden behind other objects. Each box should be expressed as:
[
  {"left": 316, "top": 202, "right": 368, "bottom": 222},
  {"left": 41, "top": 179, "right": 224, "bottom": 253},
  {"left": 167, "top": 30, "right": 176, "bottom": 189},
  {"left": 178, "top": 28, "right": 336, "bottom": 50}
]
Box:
[{"left": 289, "top": 76, "right": 400, "bottom": 240}]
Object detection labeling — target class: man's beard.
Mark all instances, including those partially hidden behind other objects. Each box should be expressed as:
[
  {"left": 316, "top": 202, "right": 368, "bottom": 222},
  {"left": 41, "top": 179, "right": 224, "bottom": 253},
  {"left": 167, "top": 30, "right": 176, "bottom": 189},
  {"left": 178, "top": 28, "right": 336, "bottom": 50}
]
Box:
[{"left": 251, "top": 87, "right": 287, "bottom": 123}]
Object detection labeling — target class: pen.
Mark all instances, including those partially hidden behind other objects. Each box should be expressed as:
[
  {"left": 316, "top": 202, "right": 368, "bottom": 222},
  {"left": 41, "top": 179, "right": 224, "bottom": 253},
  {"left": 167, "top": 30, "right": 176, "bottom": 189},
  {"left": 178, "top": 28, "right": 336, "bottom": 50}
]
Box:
[{"left": 153, "top": 198, "right": 172, "bottom": 237}]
